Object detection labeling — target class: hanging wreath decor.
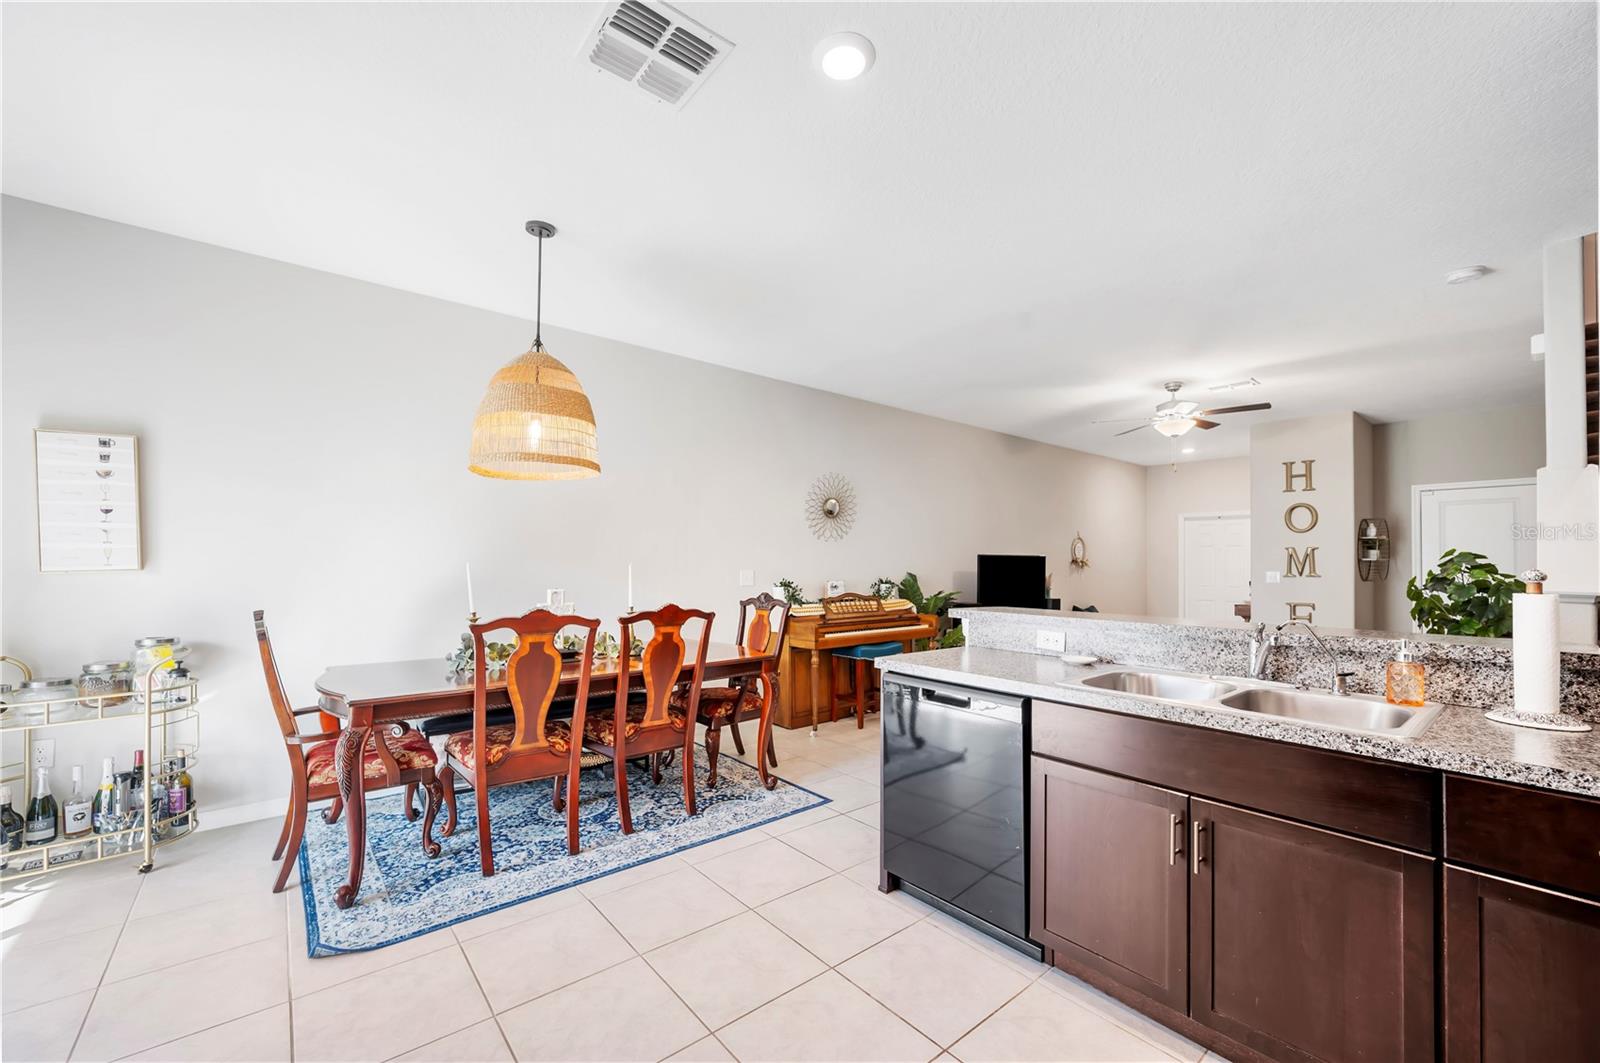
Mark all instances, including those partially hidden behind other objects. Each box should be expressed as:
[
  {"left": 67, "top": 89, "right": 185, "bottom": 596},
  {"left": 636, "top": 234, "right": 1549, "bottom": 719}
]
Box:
[
  {"left": 806, "top": 474, "right": 857, "bottom": 541},
  {"left": 1070, "top": 532, "right": 1090, "bottom": 570}
]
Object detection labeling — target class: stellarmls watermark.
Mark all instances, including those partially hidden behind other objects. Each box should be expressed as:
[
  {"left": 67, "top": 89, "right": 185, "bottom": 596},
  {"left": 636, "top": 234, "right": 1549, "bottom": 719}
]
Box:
[{"left": 1511, "top": 522, "right": 1599, "bottom": 541}]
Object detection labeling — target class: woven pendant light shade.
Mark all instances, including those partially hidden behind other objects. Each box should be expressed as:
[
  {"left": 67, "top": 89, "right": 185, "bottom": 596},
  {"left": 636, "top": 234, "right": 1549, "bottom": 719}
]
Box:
[{"left": 468, "top": 347, "right": 601, "bottom": 480}]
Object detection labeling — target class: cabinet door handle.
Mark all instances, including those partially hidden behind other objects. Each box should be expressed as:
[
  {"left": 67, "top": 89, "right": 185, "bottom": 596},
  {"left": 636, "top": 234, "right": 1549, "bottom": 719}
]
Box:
[
  {"left": 1169, "top": 813, "right": 1182, "bottom": 866},
  {"left": 1192, "top": 819, "right": 1206, "bottom": 875}
]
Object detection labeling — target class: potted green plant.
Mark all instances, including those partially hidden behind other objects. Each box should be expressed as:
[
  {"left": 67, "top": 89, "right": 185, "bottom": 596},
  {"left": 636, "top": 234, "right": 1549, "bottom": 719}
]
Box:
[
  {"left": 1406, "top": 549, "right": 1517, "bottom": 637},
  {"left": 897, "top": 572, "right": 961, "bottom": 650},
  {"left": 774, "top": 578, "right": 810, "bottom": 608}
]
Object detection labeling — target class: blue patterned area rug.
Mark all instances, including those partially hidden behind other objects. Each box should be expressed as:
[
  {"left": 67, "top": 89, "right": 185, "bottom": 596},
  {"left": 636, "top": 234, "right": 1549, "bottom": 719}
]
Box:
[{"left": 297, "top": 750, "right": 827, "bottom": 956}]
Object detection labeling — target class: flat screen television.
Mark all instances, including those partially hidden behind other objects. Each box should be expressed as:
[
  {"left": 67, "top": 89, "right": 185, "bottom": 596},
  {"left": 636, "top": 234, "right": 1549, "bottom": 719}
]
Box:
[{"left": 976, "top": 554, "right": 1047, "bottom": 608}]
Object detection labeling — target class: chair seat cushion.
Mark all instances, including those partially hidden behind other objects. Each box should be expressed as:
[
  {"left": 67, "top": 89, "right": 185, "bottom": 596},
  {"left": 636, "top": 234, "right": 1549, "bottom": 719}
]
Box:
[
  {"left": 833, "top": 641, "right": 905, "bottom": 660},
  {"left": 670, "top": 686, "right": 762, "bottom": 723},
  {"left": 445, "top": 722, "right": 570, "bottom": 773},
  {"left": 305, "top": 729, "right": 437, "bottom": 789},
  {"left": 553, "top": 701, "right": 660, "bottom": 748}
]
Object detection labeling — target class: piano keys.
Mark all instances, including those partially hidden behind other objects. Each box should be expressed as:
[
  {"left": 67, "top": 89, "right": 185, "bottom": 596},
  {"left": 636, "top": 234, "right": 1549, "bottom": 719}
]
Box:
[{"left": 775, "top": 594, "right": 938, "bottom": 729}]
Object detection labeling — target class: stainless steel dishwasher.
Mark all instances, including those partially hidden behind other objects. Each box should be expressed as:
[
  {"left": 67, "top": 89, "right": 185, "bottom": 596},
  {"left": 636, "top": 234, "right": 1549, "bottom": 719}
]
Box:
[{"left": 878, "top": 675, "right": 1040, "bottom": 959}]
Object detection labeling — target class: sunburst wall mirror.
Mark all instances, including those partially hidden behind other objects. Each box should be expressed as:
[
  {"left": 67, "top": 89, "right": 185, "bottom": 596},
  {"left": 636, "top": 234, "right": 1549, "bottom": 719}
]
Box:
[{"left": 806, "top": 474, "right": 856, "bottom": 541}]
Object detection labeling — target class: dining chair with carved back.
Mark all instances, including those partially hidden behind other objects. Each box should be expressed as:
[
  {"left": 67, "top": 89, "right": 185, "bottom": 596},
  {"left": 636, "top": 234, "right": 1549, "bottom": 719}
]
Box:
[
  {"left": 437, "top": 609, "right": 600, "bottom": 875},
  {"left": 673, "top": 593, "right": 789, "bottom": 790},
  {"left": 254, "top": 610, "right": 443, "bottom": 893},
  {"left": 577, "top": 605, "right": 714, "bottom": 833}
]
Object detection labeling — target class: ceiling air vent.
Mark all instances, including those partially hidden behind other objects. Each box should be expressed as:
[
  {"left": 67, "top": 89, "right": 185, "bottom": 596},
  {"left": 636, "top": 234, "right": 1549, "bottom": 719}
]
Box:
[{"left": 583, "top": 1, "right": 733, "bottom": 109}]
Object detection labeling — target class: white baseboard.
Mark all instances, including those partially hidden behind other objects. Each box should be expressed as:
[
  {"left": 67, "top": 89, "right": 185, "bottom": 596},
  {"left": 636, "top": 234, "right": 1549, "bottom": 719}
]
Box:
[{"left": 195, "top": 797, "right": 286, "bottom": 832}]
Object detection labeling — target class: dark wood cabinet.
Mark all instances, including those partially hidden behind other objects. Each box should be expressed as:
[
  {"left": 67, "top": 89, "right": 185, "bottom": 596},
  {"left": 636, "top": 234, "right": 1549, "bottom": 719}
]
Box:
[
  {"left": 1029, "top": 757, "right": 1188, "bottom": 1010},
  {"left": 1443, "top": 867, "right": 1600, "bottom": 1063},
  {"left": 1189, "top": 800, "right": 1436, "bottom": 1063}
]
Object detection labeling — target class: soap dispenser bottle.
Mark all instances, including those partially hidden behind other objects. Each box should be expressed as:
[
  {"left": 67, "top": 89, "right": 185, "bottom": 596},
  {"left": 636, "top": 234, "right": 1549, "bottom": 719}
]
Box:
[{"left": 1386, "top": 640, "right": 1425, "bottom": 707}]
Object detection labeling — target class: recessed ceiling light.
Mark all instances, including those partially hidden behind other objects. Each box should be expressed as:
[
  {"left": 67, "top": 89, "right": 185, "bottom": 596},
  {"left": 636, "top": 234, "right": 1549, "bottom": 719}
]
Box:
[
  {"left": 1181, "top": 446, "right": 1196, "bottom": 454},
  {"left": 816, "top": 32, "right": 875, "bottom": 80},
  {"left": 1445, "top": 265, "right": 1491, "bottom": 285}
]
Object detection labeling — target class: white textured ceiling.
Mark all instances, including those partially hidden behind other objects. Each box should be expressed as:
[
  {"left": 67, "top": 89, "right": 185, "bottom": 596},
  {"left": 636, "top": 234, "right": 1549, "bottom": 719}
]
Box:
[{"left": 3, "top": 2, "right": 1595, "bottom": 465}]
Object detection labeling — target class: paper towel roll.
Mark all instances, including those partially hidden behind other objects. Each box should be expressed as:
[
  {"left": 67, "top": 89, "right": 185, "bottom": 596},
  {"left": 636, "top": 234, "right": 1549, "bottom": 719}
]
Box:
[{"left": 1513, "top": 592, "right": 1561, "bottom": 716}]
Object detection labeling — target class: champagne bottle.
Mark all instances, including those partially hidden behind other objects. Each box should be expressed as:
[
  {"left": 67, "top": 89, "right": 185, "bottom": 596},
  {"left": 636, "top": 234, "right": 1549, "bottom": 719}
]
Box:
[
  {"left": 24, "top": 768, "right": 58, "bottom": 846},
  {"left": 92, "top": 757, "right": 116, "bottom": 834},
  {"left": 167, "top": 754, "right": 193, "bottom": 829},
  {"left": 63, "top": 765, "right": 93, "bottom": 839}
]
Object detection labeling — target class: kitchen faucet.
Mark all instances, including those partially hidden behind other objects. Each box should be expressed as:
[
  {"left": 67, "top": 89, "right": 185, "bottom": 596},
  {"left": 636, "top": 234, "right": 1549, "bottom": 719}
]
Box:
[
  {"left": 1275, "top": 621, "right": 1349, "bottom": 695},
  {"left": 1246, "top": 622, "right": 1278, "bottom": 679}
]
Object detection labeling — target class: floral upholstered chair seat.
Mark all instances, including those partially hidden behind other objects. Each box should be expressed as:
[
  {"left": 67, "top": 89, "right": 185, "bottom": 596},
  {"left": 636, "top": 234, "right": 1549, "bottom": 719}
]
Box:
[
  {"left": 669, "top": 685, "right": 759, "bottom": 726},
  {"left": 305, "top": 729, "right": 438, "bottom": 788},
  {"left": 444, "top": 723, "right": 572, "bottom": 772},
  {"left": 555, "top": 705, "right": 652, "bottom": 747}
]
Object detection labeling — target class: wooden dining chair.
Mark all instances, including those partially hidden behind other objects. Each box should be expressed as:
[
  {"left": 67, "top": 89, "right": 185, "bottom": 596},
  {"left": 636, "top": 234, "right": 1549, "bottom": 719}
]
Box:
[
  {"left": 576, "top": 605, "right": 713, "bottom": 833},
  {"left": 254, "top": 610, "right": 442, "bottom": 893},
  {"left": 437, "top": 610, "right": 600, "bottom": 874},
  {"left": 673, "top": 593, "right": 788, "bottom": 790}
]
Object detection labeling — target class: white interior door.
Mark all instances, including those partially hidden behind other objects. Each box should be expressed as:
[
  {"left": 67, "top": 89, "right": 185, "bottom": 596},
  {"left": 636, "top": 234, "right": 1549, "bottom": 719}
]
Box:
[
  {"left": 1413, "top": 479, "right": 1537, "bottom": 581},
  {"left": 1180, "top": 514, "right": 1251, "bottom": 623}
]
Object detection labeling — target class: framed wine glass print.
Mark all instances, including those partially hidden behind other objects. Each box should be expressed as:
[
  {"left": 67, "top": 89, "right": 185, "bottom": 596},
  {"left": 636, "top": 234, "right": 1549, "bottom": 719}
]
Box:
[{"left": 34, "top": 429, "right": 143, "bottom": 572}]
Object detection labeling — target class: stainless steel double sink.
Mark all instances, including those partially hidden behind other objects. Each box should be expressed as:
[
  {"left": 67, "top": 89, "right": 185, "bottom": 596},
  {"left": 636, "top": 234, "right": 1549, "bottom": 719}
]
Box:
[{"left": 1071, "top": 667, "right": 1441, "bottom": 738}]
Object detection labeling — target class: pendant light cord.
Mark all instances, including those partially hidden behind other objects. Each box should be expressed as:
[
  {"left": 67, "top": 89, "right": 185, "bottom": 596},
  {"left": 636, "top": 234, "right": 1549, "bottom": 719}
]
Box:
[{"left": 533, "top": 231, "right": 544, "bottom": 352}]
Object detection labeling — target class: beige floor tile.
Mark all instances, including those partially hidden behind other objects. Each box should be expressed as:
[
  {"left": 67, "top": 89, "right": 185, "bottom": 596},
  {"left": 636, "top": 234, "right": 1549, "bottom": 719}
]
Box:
[
  {"left": 780, "top": 816, "right": 880, "bottom": 871},
  {"left": 950, "top": 982, "right": 1178, "bottom": 1062},
  {"left": 799, "top": 738, "right": 876, "bottom": 767},
  {"left": 677, "top": 827, "right": 769, "bottom": 866},
  {"left": 130, "top": 819, "right": 296, "bottom": 918},
  {"left": 389, "top": 1019, "right": 512, "bottom": 1062},
  {"left": 840, "top": 856, "right": 884, "bottom": 890},
  {"left": 695, "top": 837, "right": 833, "bottom": 907},
  {"left": 288, "top": 893, "right": 458, "bottom": 998},
  {"left": 0, "top": 989, "right": 94, "bottom": 1063},
  {"left": 73, "top": 936, "right": 289, "bottom": 1062},
  {"left": 664, "top": 1035, "right": 735, "bottom": 1061},
  {"left": 847, "top": 802, "right": 881, "bottom": 826},
  {"left": 292, "top": 946, "right": 489, "bottom": 1061},
  {"left": 2, "top": 865, "right": 142, "bottom": 944},
  {"left": 104, "top": 890, "right": 285, "bottom": 984},
  {"left": 838, "top": 921, "right": 1032, "bottom": 1047},
  {"left": 588, "top": 865, "right": 743, "bottom": 952},
  {"left": 646, "top": 911, "right": 826, "bottom": 1030},
  {"left": 803, "top": 774, "right": 881, "bottom": 813},
  {"left": 122, "top": 1004, "right": 291, "bottom": 1062},
  {"left": 497, "top": 957, "right": 706, "bottom": 1061},
  {"left": 756, "top": 875, "right": 920, "bottom": 965},
  {"left": 759, "top": 805, "right": 838, "bottom": 837},
  {"left": 920, "top": 911, "right": 1048, "bottom": 981},
  {"left": 717, "top": 970, "right": 939, "bottom": 1062},
  {"left": 575, "top": 852, "right": 686, "bottom": 899},
  {"left": 449, "top": 882, "right": 588, "bottom": 941},
  {"left": 461, "top": 899, "right": 634, "bottom": 1012},
  {"left": 768, "top": 758, "right": 842, "bottom": 785},
  {"left": 1038, "top": 970, "right": 1206, "bottom": 1062},
  {"left": 0, "top": 925, "right": 120, "bottom": 1014}
]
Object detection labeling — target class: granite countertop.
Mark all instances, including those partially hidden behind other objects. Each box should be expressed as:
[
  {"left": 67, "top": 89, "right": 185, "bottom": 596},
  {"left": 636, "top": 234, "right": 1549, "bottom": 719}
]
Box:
[{"left": 878, "top": 646, "right": 1600, "bottom": 799}]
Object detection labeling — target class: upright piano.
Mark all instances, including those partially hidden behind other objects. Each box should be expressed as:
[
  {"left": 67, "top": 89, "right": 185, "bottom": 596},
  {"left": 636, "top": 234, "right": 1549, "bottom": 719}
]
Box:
[{"left": 776, "top": 595, "right": 938, "bottom": 729}]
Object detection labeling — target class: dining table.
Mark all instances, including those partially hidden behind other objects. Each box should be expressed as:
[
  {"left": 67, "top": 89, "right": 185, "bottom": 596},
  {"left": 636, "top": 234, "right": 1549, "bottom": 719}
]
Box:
[{"left": 314, "top": 640, "right": 775, "bottom": 909}]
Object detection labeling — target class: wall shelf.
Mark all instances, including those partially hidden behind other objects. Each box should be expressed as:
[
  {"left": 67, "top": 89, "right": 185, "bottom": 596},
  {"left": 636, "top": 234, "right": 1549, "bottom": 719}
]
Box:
[{"left": 1357, "top": 517, "right": 1390, "bottom": 582}]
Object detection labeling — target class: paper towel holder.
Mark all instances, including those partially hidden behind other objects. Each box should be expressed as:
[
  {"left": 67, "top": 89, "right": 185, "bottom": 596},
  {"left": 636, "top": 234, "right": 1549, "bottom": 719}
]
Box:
[{"left": 1483, "top": 569, "right": 1592, "bottom": 732}]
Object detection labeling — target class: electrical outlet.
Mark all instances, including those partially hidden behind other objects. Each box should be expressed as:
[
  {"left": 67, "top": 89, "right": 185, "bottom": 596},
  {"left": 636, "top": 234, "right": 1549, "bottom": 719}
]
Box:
[
  {"left": 1036, "top": 630, "right": 1066, "bottom": 653},
  {"left": 738, "top": 569, "right": 755, "bottom": 587},
  {"left": 31, "top": 739, "right": 55, "bottom": 769},
  {"left": 1265, "top": 570, "right": 1282, "bottom": 584}
]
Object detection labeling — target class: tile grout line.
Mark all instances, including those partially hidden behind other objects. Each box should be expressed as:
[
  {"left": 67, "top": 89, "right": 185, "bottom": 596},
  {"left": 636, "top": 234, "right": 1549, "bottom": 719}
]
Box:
[
  {"left": 106, "top": 1001, "right": 287, "bottom": 1063},
  {"left": 66, "top": 863, "right": 148, "bottom": 1062}
]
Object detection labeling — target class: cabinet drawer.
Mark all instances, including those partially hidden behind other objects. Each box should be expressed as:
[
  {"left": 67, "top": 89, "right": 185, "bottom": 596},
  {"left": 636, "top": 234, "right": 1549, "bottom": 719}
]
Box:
[
  {"left": 1034, "top": 700, "right": 1437, "bottom": 852},
  {"left": 1444, "top": 775, "right": 1600, "bottom": 898}
]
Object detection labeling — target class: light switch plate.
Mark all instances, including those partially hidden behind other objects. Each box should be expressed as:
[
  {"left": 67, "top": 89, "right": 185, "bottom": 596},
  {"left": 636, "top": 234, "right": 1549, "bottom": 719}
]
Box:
[
  {"left": 31, "top": 739, "right": 55, "bottom": 769},
  {"left": 1265, "top": 571, "right": 1282, "bottom": 584},
  {"left": 1036, "top": 630, "right": 1066, "bottom": 652},
  {"left": 738, "top": 569, "right": 755, "bottom": 587}
]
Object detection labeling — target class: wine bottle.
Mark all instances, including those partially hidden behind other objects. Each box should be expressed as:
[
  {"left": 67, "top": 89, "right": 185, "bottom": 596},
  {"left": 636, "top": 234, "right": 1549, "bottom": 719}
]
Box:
[
  {"left": 0, "top": 786, "right": 24, "bottom": 866},
  {"left": 24, "top": 768, "right": 59, "bottom": 846},
  {"left": 167, "top": 754, "right": 193, "bottom": 829},
  {"left": 63, "top": 765, "right": 93, "bottom": 839},
  {"left": 92, "top": 757, "right": 116, "bottom": 834}
]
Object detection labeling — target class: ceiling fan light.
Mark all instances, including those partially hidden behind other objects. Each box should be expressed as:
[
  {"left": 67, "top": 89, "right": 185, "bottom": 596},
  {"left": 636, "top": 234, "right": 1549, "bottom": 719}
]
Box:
[{"left": 1154, "top": 418, "right": 1195, "bottom": 438}]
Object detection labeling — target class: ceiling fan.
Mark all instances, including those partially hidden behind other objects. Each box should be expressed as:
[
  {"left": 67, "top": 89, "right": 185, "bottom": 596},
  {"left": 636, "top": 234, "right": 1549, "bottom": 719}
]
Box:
[{"left": 1096, "top": 381, "right": 1272, "bottom": 438}]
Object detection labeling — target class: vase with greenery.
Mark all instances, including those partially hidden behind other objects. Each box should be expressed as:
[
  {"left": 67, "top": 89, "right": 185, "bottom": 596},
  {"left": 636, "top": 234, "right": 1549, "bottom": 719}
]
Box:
[
  {"left": 1406, "top": 549, "right": 1517, "bottom": 637},
  {"left": 774, "top": 578, "right": 810, "bottom": 608},
  {"left": 869, "top": 577, "right": 899, "bottom": 599}
]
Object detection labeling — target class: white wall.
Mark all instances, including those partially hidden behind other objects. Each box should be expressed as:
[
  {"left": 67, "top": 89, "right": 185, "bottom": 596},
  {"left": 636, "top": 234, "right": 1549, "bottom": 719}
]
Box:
[
  {"left": 1371, "top": 404, "right": 1546, "bottom": 630},
  {"left": 1143, "top": 457, "right": 1251, "bottom": 618},
  {"left": 1, "top": 198, "right": 1147, "bottom": 816}
]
